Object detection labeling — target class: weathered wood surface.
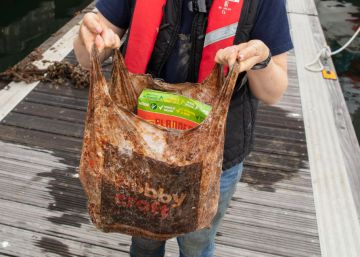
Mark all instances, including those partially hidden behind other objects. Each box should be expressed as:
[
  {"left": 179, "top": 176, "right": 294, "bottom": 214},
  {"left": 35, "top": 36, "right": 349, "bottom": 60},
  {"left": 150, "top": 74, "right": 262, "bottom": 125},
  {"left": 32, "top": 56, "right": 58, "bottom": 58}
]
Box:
[
  {"left": 0, "top": 47, "right": 321, "bottom": 256},
  {"left": 7, "top": 0, "right": 360, "bottom": 255},
  {"left": 289, "top": 10, "right": 360, "bottom": 257},
  {"left": 287, "top": 0, "right": 318, "bottom": 15}
]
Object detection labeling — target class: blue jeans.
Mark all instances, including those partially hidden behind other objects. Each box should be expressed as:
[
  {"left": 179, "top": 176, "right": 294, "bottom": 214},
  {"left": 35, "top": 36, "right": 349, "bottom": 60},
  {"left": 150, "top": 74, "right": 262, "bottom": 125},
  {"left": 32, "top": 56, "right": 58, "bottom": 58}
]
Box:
[{"left": 130, "top": 163, "right": 244, "bottom": 257}]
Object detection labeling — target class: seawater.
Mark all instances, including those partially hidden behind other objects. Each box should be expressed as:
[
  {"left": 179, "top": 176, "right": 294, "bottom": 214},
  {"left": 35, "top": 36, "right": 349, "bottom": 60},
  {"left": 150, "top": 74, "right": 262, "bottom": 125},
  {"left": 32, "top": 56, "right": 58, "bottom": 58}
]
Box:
[
  {"left": 317, "top": 0, "right": 360, "bottom": 140},
  {"left": 0, "top": 0, "right": 92, "bottom": 71}
]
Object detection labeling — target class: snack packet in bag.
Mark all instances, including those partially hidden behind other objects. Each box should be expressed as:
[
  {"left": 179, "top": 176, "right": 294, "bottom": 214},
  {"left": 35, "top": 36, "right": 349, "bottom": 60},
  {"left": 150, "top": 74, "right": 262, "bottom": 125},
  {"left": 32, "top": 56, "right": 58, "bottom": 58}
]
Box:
[{"left": 137, "top": 89, "right": 212, "bottom": 130}]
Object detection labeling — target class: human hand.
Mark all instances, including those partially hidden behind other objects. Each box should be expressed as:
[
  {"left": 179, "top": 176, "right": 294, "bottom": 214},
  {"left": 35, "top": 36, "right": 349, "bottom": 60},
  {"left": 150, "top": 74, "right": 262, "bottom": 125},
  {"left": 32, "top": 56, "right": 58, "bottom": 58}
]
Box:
[
  {"left": 214, "top": 40, "right": 270, "bottom": 72},
  {"left": 79, "top": 12, "right": 121, "bottom": 55}
]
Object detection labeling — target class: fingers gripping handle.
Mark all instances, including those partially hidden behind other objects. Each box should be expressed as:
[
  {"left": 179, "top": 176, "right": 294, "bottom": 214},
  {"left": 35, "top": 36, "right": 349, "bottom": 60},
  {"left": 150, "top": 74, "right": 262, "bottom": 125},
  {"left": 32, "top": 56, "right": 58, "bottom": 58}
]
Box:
[{"left": 210, "top": 60, "right": 240, "bottom": 122}]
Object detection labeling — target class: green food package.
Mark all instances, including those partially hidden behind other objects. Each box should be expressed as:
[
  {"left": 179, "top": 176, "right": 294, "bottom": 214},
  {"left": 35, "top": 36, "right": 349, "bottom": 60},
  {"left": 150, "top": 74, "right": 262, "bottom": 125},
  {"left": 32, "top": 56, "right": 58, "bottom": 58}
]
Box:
[{"left": 137, "top": 89, "right": 212, "bottom": 130}]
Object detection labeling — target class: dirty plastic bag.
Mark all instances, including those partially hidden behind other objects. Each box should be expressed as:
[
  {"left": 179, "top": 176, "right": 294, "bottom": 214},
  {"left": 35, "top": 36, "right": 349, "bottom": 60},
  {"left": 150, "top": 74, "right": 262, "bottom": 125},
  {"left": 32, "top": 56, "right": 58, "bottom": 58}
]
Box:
[{"left": 79, "top": 47, "right": 240, "bottom": 240}]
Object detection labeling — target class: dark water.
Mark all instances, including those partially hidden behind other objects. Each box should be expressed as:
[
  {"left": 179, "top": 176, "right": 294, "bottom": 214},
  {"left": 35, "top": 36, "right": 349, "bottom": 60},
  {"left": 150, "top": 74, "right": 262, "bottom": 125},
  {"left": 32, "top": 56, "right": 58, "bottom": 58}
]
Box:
[
  {"left": 317, "top": 0, "right": 360, "bottom": 140},
  {"left": 0, "top": 0, "right": 92, "bottom": 71},
  {"left": 0, "top": 0, "right": 359, "bottom": 140}
]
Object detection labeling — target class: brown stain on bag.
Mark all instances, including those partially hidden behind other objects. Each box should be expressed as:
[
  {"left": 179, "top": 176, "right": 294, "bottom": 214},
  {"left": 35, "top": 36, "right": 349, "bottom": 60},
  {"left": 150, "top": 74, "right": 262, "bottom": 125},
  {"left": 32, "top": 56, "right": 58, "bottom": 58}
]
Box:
[{"left": 79, "top": 46, "right": 240, "bottom": 240}]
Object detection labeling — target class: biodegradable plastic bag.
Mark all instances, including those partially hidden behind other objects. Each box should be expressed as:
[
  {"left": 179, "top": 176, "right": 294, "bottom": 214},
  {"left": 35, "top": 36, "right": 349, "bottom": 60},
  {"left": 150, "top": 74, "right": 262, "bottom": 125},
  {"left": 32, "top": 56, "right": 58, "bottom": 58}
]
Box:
[{"left": 79, "top": 47, "right": 240, "bottom": 240}]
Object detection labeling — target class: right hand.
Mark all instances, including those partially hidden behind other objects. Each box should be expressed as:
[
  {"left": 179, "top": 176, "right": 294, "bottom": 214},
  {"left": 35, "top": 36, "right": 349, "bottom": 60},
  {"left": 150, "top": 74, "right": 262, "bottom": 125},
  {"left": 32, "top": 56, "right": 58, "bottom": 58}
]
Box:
[{"left": 79, "top": 12, "right": 121, "bottom": 54}]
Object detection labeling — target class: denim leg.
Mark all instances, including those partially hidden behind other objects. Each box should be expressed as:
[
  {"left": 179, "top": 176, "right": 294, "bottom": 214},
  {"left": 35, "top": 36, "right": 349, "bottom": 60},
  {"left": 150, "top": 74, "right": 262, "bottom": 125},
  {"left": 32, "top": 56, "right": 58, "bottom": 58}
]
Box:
[
  {"left": 177, "top": 163, "right": 244, "bottom": 257},
  {"left": 130, "top": 237, "right": 166, "bottom": 257}
]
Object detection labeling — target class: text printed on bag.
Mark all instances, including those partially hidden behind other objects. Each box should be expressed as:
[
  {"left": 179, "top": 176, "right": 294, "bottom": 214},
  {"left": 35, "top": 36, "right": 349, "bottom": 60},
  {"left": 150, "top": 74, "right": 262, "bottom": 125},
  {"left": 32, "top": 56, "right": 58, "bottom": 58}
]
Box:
[{"left": 114, "top": 182, "right": 187, "bottom": 219}]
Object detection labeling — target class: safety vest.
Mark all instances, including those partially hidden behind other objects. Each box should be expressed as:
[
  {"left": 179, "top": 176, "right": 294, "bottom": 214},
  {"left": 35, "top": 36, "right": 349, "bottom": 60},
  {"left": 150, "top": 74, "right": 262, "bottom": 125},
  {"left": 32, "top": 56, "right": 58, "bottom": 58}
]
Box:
[{"left": 124, "top": 0, "right": 245, "bottom": 82}]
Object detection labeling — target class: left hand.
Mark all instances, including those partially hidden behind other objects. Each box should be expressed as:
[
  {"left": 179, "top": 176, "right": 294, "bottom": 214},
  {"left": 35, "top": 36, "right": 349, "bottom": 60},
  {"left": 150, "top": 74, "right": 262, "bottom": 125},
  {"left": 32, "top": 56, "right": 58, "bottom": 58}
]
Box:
[{"left": 215, "top": 40, "right": 270, "bottom": 72}]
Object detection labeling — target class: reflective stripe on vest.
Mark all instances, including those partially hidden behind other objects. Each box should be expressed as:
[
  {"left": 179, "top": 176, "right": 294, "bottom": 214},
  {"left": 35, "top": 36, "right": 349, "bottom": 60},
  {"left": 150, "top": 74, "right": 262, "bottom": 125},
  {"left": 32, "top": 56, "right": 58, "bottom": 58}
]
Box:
[
  {"left": 203, "top": 22, "right": 239, "bottom": 48},
  {"left": 125, "top": 0, "right": 244, "bottom": 82}
]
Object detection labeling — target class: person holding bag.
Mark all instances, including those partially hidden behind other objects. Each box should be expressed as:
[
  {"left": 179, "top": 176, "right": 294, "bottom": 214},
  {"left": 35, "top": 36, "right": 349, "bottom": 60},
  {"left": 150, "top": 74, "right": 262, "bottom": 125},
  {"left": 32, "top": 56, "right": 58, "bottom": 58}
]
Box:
[{"left": 74, "top": 1, "right": 293, "bottom": 256}]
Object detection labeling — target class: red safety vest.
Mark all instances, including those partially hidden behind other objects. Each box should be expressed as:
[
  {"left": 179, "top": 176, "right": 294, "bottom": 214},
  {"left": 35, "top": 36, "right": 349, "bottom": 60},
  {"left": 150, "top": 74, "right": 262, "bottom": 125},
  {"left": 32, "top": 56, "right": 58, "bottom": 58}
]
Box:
[{"left": 124, "top": 0, "right": 244, "bottom": 82}]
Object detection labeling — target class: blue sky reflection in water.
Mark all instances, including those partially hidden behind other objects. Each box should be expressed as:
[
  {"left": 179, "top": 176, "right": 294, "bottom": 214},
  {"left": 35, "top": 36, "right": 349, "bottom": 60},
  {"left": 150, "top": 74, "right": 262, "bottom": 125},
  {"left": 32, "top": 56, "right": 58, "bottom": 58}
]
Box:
[{"left": 0, "top": 0, "right": 359, "bottom": 140}]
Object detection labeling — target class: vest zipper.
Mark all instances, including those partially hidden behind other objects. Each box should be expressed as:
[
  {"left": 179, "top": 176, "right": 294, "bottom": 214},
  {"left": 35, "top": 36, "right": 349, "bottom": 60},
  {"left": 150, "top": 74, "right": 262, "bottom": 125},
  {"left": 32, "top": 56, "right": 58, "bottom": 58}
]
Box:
[{"left": 156, "top": 0, "right": 183, "bottom": 77}]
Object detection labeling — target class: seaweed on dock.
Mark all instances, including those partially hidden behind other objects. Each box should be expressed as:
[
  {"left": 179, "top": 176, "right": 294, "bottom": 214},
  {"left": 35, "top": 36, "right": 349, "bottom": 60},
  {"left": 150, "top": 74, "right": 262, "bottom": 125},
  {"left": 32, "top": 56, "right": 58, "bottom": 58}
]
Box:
[
  {"left": 0, "top": 49, "right": 89, "bottom": 89},
  {"left": 42, "top": 61, "right": 89, "bottom": 89},
  {"left": 0, "top": 49, "right": 46, "bottom": 87}
]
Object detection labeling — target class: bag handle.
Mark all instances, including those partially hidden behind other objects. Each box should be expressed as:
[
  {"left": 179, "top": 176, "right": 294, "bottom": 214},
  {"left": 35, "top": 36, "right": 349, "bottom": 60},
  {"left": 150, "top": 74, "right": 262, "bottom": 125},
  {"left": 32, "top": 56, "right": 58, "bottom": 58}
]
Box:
[
  {"left": 110, "top": 50, "right": 138, "bottom": 112},
  {"left": 89, "top": 45, "right": 148, "bottom": 153},
  {"left": 210, "top": 60, "right": 240, "bottom": 115},
  {"left": 84, "top": 45, "right": 109, "bottom": 165}
]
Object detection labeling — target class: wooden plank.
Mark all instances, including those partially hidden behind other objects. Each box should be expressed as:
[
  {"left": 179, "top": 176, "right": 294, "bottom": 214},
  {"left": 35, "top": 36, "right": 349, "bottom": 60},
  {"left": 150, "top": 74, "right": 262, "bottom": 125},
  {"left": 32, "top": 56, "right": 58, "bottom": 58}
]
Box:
[
  {"left": 214, "top": 244, "right": 279, "bottom": 257},
  {"left": 216, "top": 222, "right": 320, "bottom": 257},
  {"left": 243, "top": 164, "right": 312, "bottom": 181},
  {"left": 234, "top": 184, "right": 316, "bottom": 213},
  {"left": 257, "top": 106, "right": 303, "bottom": 119},
  {"left": 223, "top": 204, "right": 318, "bottom": 236},
  {"left": 307, "top": 4, "right": 360, "bottom": 227},
  {"left": 290, "top": 12, "right": 360, "bottom": 257},
  {"left": 0, "top": 125, "right": 82, "bottom": 154},
  {"left": 286, "top": 0, "right": 318, "bottom": 15},
  {"left": 273, "top": 94, "right": 302, "bottom": 105},
  {"left": 252, "top": 137, "right": 308, "bottom": 157},
  {"left": 245, "top": 151, "right": 309, "bottom": 173},
  {"left": 256, "top": 113, "right": 304, "bottom": 131},
  {"left": 25, "top": 91, "right": 87, "bottom": 111},
  {"left": 0, "top": 223, "right": 130, "bottom": 257},
  {"left": 2, "top": 113, "right": 84, "bottom": 138},
  {"left": 242, "top": 166, "right": 313, "bottom": 194},
  {"left": 13, "top": 101, "right": 86, "bottom": 123},
  {"left": 34, "top": 83, "right": 89, "bottom": 100},
  {"left": 254, "top": 125, "right": 306, "bottom": 142},
  {"left": 0, "top": 141, "right": 79, "bottom": 167}
]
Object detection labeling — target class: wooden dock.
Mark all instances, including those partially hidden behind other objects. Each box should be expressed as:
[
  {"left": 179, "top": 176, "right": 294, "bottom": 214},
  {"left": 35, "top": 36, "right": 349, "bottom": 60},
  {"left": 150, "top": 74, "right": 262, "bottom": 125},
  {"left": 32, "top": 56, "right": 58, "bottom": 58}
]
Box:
[{"left": 0, "top": 1, "right": 359, "bottom": 256}]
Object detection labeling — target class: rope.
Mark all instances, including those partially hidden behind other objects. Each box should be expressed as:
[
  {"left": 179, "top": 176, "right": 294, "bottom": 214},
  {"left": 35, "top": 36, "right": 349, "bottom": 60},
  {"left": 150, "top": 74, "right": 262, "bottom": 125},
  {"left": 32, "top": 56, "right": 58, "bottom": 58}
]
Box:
[
  {"left": 305, "top": 26, "right": 360, "bottom": 72},
  {"left": 305, "top": 46, "right": 331, "bottom": 72},
  {"left": 331, "top": 27, "right": 360, "bottom": 55}
]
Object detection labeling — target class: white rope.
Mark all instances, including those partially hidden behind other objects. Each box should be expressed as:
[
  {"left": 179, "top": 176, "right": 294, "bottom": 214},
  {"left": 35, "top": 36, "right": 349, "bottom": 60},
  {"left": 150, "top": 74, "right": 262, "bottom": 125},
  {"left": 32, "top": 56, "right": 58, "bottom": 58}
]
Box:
[
  {"left": 305, "top": 26, "right": 360, "bottom": 72},
  {"left": 305, "top": 46, "right": 331, "bottom": 72},
  {"left": 331, "top": 27, "right": 360, "bottom": 55}
]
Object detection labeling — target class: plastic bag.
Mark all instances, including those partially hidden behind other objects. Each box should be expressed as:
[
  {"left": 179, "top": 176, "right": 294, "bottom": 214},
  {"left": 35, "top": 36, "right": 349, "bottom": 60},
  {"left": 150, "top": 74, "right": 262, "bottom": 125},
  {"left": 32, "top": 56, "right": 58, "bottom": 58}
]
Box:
[{"left": 79, "top": 47, "right": 240, "bottom": 240}]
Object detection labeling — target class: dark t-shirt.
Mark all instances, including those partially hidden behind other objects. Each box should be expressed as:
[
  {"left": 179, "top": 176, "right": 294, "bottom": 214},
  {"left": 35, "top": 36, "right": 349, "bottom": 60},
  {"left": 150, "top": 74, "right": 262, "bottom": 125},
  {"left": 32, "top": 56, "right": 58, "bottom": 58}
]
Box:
[{"left": 96, "top": 0, "right": 293, "bottom": 83}]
